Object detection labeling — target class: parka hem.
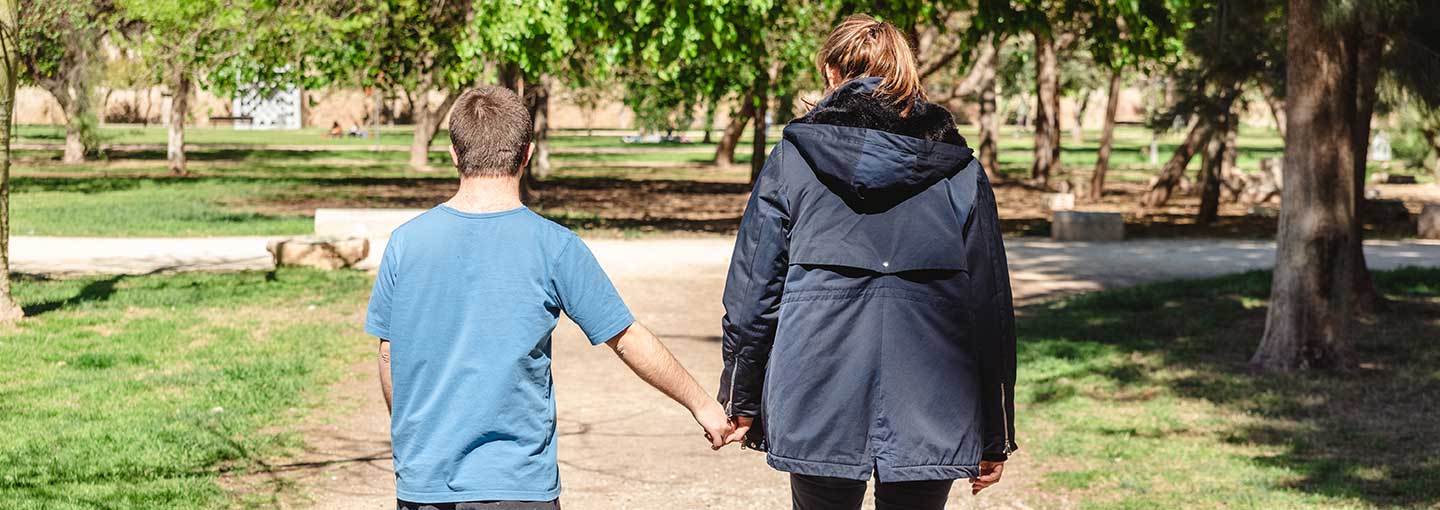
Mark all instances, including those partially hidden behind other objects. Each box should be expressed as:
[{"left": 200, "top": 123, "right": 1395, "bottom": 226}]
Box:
[{"left": 766, "top": 453, "right": 980, "bottom": 482}]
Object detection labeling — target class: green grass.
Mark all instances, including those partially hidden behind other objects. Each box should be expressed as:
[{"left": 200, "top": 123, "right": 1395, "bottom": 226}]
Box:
[
  {"left": 10, "top": 125, "right": 1426, "bottom": 237},
  {"left": 11, "top": 177, "right": 315, "bottom": 237},
  {"left": 1016, "top": 267, "right": 1440, "bottom": 509},
  {"left": 0, "top": 269, "right": 374, "bottom": 510}
]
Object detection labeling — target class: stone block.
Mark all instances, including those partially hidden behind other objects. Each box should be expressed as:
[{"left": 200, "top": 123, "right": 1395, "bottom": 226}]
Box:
[
  {"left": 1420, "top": 204, "right": 1440, "bottom": 240},
  {"left": 267, "top": 237, "right": 370, "bottom": 270},
  {"left": 1042, "top": 193, "right": 1076, "bottom": 211},
  {"left": 1052, "top": 211, "right": 1125, "bottom": 242},
  {"left": 315, "top": 208, "right": 426, "bottom": 238}
]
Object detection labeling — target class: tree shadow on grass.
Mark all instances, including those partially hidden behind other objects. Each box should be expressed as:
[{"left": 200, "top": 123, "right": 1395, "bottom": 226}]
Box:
[
  {"left": 19, "top": 274, "right": 127, "bottom": 317},
  {"left": 1018, "top": 267, "right": 1440, "bottom": 508}
]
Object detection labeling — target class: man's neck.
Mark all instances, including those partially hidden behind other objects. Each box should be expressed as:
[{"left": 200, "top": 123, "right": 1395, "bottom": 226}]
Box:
[{"left": 445, "top": 175, "right": 524, "bottom": 214}]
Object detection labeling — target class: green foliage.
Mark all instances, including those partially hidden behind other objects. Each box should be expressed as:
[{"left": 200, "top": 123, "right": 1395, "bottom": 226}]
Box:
[
  {"left": 15, "top": 1, "right": 112, "bottom": 84},
  {"left": 296, "top": 0, "right": 480, "bottom": 92},
  {"left": 461, "top": 0, "right": 584, "bottom": 82},
  {"left": 590, "top": 0, "right": 827, "bottom": 131},
  {"left": 1149, "top": 0, "right": 1284, "bottom": 131},
  {"left": 113, "top": 0, "right": 273, "bottom": 99},
  {"left": 16, "top": 0, "right": 113, "bottom": 150}
]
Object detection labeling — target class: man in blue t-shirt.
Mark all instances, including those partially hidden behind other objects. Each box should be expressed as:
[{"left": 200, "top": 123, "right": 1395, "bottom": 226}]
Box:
[{"left": 365, "top": 86, "right": 734, "bottom": 509}]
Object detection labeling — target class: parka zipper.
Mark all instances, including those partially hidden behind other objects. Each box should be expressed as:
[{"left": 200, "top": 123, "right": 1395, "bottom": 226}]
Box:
[
  {"left": 999, "top": 382, "right": 1012, "bottom": 454},
  {"left": 726, "top": 363, "right": 738, "bottom": 415}
]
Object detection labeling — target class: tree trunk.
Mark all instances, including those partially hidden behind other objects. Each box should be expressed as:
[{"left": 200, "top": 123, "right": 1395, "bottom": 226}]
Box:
[
  {"left": 1197, "top": 115, "right": 1231, "bottom": 225},
  {"left": 750, "top": 80, "right": 769, "bottom": 184},
  {"left": 498, "top": 62, "right": 522, "bottom": 94},
  {"left": 775, "top": 90, "right": 796, "bottom": 125},
  {"left": 0, "top": 0, "right": 23, "bottom": 322},
  {"left": 976, "top": 37, "right": 1001, "bottom": 182},
  {"left": 167, "top": 72, "right": 189, "bottom": 175},
  {"left": 1262, "top": 82, "right": 1287, "bottom": 140},
  {"left": 1031, "top": 30, "right": 1062, "bottom": 189},
  {"left": 1253, "top": 0, "right": 1360, "bottom": 371},
  {"left": 702, "top": 103, "right": 715, "bottom": 144},
  {"left": 1070, "top": 88, "right": 1089, "bottom": 143},
  {"left": 1221, "top": 117, "right": 1241, "bottom": 200},
  {"left": 61, "top": 33, "right": 96, "bottom": 163},
  {"left": 1425, "top": 127, "right": 1440, "bottom": 178},
  {"left": 1090, "top": 71, "right": 1122, "bottom": 200},
  {"left": 526, "top": 81, "right": 551, "bottom": 180},
  {"left": 1349, "top": 28, "right": 1384, "bottom": 314},
  {"left": 60, "top": 83, "right": 92, "bottom": 163},
  {"left": 408, "top": 89, "right": 456, "bottom": 172},
  {"left": 715, "top": 94, "right": 753, "bottom": 166},
  {"left": 1141, "top": 118, "right": 1213, "bottom": 208}
]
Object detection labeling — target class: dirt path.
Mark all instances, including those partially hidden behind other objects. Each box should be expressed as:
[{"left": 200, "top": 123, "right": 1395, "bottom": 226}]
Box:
[{"left": 234, "top": 236, "right": 1440, "bottom": 510}]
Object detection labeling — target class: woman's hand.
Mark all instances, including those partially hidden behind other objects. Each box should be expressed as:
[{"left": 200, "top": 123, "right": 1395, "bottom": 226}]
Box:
[
  {"left": 969, "top": 460, "right": 1004, "bottom": 495},
  {"left": 724, "top": 416, "right": 754, "bottom": 445}
]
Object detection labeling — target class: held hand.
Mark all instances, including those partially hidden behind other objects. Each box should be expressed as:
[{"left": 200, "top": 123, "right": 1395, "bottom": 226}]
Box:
[
  {"left": 691, "top": 400, "right": 734, "bottom": 450},
  {"left": 724, "top": 416, "right": 753, "bottom": 446},
  {"left": 969, "top": 460, "right": 1004, "bottom": 495}
]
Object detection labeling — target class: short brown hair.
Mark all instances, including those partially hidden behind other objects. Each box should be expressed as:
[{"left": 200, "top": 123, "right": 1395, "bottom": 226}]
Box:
[
  {"left": 448, "top": 86, "right": 532, "bottom": 177},
  {"left": 816, "top": 14, "right": 925, "bottom": 114}
]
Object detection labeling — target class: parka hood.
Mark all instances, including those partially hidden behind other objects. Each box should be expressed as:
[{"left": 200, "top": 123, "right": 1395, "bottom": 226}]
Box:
[{"left": 784, "top": 77, "right": 975, "bottom": 211}]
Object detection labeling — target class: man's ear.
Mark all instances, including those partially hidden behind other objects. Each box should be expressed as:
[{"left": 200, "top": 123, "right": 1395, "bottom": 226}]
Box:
[
  {"left": 519, "top": 143, "right": 534, "bottom": 170},
  {"left": 448, "top": 145, "right": 459, "bottom": 167}
]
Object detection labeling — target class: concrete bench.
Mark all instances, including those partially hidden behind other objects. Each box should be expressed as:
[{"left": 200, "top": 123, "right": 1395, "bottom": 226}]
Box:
[
  {"left": 1052, "top": 211, "right": 1125, "bottom": 242},
  {"left": 315, "top": 208, "right": 426, "bottom": 238}
]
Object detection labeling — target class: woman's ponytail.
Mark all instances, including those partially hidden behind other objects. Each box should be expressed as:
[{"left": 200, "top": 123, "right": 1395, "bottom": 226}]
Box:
[{"left": 816, "top": 14, "right": 925, "bottom": 115}]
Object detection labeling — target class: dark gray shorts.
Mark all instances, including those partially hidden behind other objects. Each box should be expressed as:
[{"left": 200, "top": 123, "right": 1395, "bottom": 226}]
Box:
[{"left": 396, "top": 500, "right": 560, "bottom": 510}]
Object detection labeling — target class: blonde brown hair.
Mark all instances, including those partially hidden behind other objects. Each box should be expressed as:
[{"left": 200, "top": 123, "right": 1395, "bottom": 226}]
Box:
[{"left": 816, "top": 14, "right": 926, "bottom": 115}]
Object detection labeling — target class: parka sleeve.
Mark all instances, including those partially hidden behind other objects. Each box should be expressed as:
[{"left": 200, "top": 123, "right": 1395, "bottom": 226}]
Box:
[
  {"left": 967, "top": 169, "right": 1019, "bottom": 462},
  {"left": 717, "top": 145, "right": 790, "bottom": 420}
]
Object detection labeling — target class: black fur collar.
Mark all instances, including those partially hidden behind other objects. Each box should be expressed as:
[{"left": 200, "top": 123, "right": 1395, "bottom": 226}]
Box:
[{"left": 791, "top": 77, "right": 968, "bottom": 147}]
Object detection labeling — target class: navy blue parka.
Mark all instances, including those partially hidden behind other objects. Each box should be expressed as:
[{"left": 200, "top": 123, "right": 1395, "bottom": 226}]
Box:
[{"left": 718, "top": 77, "right": 1018, "bottom": 482}]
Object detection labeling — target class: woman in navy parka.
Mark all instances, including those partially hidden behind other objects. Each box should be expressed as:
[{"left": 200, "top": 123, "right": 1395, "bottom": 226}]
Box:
[{"left": 718, "top": 15, "right": 1018, "bottom": 509}]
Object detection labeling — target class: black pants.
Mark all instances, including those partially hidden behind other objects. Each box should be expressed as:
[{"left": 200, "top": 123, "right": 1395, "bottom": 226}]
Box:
[
  {"left": 790, "top": 474, "right": 953, "bottom": 510},
  {"left": 397, "top": 500, "right": 560, "bottom": 510}
]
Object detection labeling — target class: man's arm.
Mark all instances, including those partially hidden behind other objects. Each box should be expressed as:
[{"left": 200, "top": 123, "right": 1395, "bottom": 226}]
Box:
[
  {"left": 378, "top": 340, "right": 393, "bottom": 413},
  {"left": 605, "top": 322, "right": 732, "bottom": 449}
]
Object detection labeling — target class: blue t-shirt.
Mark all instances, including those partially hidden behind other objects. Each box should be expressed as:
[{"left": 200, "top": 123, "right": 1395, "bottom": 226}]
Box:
[{"left": 365, "top": 205, "right": 634, "bottom": 503}]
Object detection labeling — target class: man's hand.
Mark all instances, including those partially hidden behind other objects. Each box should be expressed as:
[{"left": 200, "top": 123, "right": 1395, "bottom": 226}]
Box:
[
  {"left": 691, "top": 400, "right": 734, "bottom": 450},
  {"left": 724, "top": 416, "right": 753, "bottom": 446},
  {"left": 969, "top": 460, "right": 1004, "bottom": 495}
]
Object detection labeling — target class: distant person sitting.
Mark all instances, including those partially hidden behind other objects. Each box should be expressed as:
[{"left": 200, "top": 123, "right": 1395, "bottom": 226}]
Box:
[
  {"left": 366, "top": 85, "right": 733, "bottom": 509},
  {"left": 326, "top": 122, "right": 343, "bottom": 138}
]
